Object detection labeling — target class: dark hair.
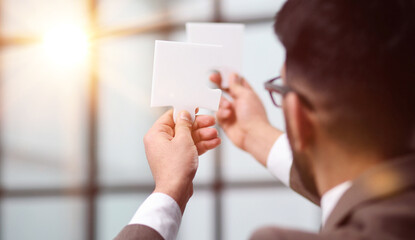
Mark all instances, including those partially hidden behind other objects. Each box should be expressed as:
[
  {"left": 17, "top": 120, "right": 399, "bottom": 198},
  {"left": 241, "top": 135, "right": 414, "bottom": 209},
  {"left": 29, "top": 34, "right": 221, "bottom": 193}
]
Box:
[{"left": 275, "top": 0, "right": 415, "bottom": 156}]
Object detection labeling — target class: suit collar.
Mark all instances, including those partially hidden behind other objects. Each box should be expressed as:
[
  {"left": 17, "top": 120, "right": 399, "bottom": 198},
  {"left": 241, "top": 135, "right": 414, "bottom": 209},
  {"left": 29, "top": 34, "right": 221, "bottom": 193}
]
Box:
[
  {"left": 322, "top": 153, "right": 415, "bottom": 232},
  {"left": 321, "top": 181, "right": 352, "bottom": 226}
]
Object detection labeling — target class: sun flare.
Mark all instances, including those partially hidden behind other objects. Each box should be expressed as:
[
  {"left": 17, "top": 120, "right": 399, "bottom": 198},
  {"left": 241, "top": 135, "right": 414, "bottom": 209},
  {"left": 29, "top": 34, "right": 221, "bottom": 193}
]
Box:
[{"left": 43, "top": 24, "right": 90, "bottom": 65}]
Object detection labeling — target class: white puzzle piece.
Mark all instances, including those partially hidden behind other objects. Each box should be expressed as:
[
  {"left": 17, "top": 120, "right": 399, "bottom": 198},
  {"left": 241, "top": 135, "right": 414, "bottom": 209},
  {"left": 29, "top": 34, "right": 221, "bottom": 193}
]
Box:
[
  {"left": 151, "top": 40, "right": 223, "bottom": 122},
  {"left": 186, "top": 22, "right": 245, "bottom": 88}
]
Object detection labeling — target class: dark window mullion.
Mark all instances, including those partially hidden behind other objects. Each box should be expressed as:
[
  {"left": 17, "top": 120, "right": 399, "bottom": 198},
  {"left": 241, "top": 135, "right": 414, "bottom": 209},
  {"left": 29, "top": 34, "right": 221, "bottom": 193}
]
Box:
[
  {"left": 213, "top": 1, "right": 224, "bottom": 240},
  {"left": 87, "top": 0, "right": 99, "bottom": 239},
  {"left": 0, "top": 0, "right": 4, "bottom": 238}
]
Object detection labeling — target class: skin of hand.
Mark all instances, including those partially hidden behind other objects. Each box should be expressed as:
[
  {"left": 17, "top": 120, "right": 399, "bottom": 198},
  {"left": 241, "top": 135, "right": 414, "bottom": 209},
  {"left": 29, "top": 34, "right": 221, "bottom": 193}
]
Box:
[
  {"left": 210, "top": 72, "right": 283, "bottom": 166},
  {"left": 144, "top": 109, "right": 221, "bottom": 213}
]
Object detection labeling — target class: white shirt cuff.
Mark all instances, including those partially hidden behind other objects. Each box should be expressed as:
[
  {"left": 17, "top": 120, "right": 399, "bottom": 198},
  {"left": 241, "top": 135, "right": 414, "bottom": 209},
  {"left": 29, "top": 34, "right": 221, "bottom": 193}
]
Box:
[
  {"left": 266, "top": 133, "right": 293, "bottom": 186},
  {"left": 129, "top": 192, "right": 182, "bottom": 240}
]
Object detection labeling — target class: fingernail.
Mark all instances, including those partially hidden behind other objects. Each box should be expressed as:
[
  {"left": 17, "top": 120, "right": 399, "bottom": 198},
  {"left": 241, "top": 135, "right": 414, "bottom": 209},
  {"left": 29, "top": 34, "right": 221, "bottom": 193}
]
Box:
[{"left": 180, "top": 111, "right": 191, "bottom": 122}]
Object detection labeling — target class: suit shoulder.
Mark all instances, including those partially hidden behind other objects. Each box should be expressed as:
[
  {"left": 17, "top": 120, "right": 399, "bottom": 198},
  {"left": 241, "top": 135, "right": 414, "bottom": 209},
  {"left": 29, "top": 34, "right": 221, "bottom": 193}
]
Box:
[
  {"left": 114, "top": 224, "right": 164, "bottom": 240},
  {"left": 340, "top": 190, "right": 415, "bottom": 239},
  {"left": 352, "top": 189, "right": 415, "bottom": 220}
]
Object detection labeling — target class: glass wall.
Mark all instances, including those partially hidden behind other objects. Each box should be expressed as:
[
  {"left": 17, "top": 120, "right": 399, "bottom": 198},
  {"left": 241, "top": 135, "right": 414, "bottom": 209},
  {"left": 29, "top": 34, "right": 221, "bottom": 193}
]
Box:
[{"left": 0, "top": 0, "right": 321, "bottom": 239}]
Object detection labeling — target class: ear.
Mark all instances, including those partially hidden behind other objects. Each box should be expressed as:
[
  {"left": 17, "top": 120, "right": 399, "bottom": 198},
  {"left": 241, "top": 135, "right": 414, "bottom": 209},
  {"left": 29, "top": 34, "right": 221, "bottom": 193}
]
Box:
[
  {"left": 283, "top": 93, "right": 314, "bottom": 152},
  {"left": 280, "top": 63, "right": 287, "bottom": 80}
]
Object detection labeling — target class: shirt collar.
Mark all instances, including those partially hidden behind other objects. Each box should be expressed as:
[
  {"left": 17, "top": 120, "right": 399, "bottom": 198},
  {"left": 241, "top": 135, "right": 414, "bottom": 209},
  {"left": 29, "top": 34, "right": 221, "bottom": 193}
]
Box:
[{"left": 320, "top": 181, "right": 352, "bottom": 226}]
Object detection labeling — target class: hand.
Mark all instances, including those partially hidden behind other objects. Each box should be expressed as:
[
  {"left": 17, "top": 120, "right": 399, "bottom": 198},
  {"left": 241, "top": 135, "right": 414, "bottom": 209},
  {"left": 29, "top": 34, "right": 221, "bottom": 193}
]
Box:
[
  {"left": 192, "top": 109, "right": 222, "bottom": 155},
  {"left": 210, "top": 72, "right": 283, "bottom": 166},
  {"left": 144, "top": 110, "right": 220, "bottom": 213}
]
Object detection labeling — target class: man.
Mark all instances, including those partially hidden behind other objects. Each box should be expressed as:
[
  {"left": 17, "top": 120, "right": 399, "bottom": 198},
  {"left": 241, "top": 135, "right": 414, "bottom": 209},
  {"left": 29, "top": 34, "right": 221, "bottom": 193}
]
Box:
[{"left": 116, "top": 0, "right": 415, "bottom": 239}]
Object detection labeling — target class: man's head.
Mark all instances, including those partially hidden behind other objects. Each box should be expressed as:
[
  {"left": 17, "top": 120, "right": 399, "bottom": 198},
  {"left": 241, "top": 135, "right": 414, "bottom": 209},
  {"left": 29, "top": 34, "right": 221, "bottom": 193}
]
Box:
[{"left": 275, "top": 0, "right": 415, "bottom": 192}]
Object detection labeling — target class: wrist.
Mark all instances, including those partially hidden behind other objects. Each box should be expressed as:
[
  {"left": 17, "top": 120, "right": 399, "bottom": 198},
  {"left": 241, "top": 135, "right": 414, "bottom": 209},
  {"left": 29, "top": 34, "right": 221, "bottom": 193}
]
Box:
[
  {"left": 244, "top": 122, "right": 283, "bottom": 166},
  {"left": 154, "top": 181, "right": 193, "bottom": 214}
]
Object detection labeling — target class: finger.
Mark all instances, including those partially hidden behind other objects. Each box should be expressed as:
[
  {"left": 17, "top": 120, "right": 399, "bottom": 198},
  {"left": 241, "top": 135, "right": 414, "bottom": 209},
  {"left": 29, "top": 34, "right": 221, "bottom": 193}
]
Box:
[
  {"left": 195, "top": 108, "right": 199, "bottom": 114},
  {"left": 197, "top": 138, "right": 221, "bottom": 155},
  {"left": 210, "top": 72, "right": 230, "bottom": 92},
  {"left": 219, "top": 97, "right": 232, "bottom": 109},
  {"left": 151, "top": 109, "right": 175, "bottom": 136},
  {"left": 192, "top": 127, "right": 218, "bottom": 144},
  {"left": 240, "top": 77, "right": 253, "bottom": 90},
  {"left": 209, "top": 72, "right": 222, "bottom": 87},
  {"left": 174, "top": 110, "right": 193, "bottom": 139},
  {"left": 228, "top": 73, "right": 247, "bottom": 98},
  {"left": 154, "top": 109, "right": 174, "bottom": 126},
  {"left": 217, "top": 108, "right": 233, "bottom": 121},
  {"left": 193, "top": 115, "right": 216, "bottom": 130}
]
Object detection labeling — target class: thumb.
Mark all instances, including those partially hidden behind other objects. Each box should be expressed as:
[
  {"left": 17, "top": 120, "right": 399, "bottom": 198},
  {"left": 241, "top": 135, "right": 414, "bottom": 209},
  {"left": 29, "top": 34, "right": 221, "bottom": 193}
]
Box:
[
  {"left": 174, "top": 111, "right": 193, "bottom": 139},
  {"left": 228, "top": 73, "right": 247, "bottom": 98}
]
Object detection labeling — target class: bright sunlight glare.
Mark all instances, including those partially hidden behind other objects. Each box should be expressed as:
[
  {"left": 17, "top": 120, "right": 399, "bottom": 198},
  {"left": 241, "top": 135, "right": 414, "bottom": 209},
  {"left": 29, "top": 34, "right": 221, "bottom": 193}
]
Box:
[{"left": 43, "top": 24, "right": 89, "bottom": 65}]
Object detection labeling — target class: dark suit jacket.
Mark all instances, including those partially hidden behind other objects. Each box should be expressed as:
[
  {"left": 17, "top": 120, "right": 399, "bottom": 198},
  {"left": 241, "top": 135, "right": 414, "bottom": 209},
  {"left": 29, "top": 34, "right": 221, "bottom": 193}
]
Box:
[{"left": 115, "top": 153, "right": 415, "bottom": 240}]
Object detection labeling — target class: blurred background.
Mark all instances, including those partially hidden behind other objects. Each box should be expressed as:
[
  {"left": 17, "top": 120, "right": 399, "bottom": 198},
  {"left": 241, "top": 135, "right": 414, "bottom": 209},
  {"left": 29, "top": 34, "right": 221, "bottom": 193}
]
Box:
[{"left": 0, "top": 0, "right": 321, "bottom": 239}]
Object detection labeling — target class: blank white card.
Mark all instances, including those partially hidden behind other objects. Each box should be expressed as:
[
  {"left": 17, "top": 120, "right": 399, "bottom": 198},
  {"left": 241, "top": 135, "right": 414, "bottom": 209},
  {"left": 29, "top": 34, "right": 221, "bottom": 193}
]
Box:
[
  {"left": 187, "top": 23, "right": 245, "bottom": 88},
  {"left": 151, "top": 40, "right": 223, "bottom": 122}
]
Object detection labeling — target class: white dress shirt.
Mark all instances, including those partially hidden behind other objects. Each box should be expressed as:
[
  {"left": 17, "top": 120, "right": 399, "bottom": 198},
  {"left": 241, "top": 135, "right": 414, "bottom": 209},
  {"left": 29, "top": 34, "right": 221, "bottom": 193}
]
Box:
[
  {"left": 320, "top": 181, "right": 352, "bottom": 226},
  {"left": 128, "top": 133, "right": 352, "bottom": 239},
  {"left": 129, "top": 193, "right": 182, "bottom": 240}
]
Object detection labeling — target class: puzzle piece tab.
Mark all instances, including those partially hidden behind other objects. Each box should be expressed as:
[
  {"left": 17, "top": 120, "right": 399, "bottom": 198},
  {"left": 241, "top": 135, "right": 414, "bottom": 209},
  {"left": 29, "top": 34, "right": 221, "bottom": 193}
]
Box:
[{"left": 151, "top": 40, "right": 223, "bottom": 122}]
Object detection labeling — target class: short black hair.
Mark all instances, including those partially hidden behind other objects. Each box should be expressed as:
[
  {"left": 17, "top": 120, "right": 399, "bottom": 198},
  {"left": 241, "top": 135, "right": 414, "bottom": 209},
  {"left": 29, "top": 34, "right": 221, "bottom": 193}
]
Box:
[{"left": 275, "top": 0, "right": 415, "bottom": 156}]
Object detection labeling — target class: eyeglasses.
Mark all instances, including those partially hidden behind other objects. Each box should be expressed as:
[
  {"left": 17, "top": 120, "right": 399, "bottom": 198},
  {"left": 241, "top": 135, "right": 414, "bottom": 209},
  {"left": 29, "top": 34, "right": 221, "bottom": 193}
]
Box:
[
  {"left": 264, "top": 76, "right": 293, "bottom": 107},
  {"left": 264, "top": 76, "right": 314, "bottom": 109}
]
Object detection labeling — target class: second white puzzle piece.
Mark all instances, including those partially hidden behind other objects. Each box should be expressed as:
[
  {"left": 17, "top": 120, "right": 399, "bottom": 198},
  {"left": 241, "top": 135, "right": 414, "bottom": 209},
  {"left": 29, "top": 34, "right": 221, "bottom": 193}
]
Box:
[
  {"left": 186, "top": 22, "right": 245, "bottom": 88},
  {"left": 151, "top": 40, "right": 223, "bottom": 122}
]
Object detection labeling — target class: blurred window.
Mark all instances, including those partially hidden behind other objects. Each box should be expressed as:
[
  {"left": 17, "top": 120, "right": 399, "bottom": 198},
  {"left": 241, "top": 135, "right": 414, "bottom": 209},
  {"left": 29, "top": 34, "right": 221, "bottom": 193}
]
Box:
[{"left": 0, "top": 0, "right": 320, "bottom": 239}]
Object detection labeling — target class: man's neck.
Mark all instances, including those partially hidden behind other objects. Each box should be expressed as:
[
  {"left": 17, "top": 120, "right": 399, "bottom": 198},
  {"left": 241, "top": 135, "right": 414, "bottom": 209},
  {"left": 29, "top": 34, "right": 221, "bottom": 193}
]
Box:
[{"left": 314, "top": 148, "right": 382, "bottom": 196}]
